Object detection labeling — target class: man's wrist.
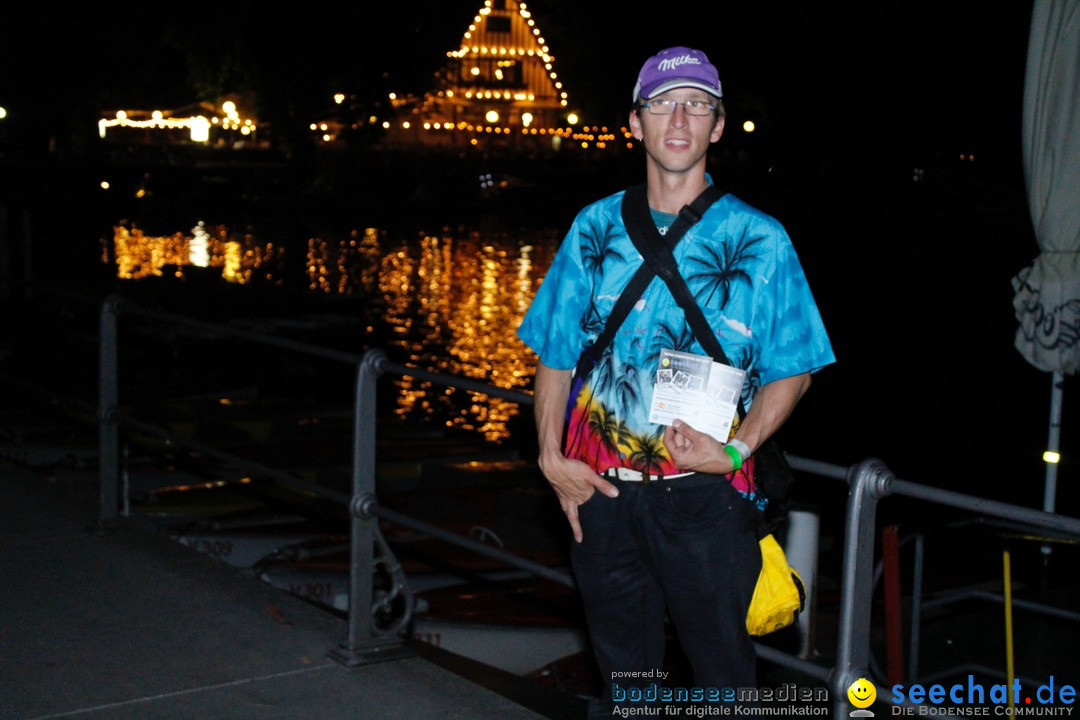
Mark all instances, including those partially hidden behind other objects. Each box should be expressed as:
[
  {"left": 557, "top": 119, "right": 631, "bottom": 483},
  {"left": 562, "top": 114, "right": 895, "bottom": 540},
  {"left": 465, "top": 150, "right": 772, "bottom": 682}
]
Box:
[
  {"left": 539, "top": 444, "right": 565, "bottom": 465},
  {"left": 722, "top": 444, "right": 743, "bottom": 471},
  {"left": 728, "top": 438, "right": 751, "bottom": 462}
]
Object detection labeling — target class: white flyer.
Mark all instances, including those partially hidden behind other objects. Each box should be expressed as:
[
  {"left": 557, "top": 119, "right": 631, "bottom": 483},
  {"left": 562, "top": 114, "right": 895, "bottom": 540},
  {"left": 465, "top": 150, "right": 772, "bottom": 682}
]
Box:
[{"left": 648, "top": 348, "right": 745, "bottom": 442}]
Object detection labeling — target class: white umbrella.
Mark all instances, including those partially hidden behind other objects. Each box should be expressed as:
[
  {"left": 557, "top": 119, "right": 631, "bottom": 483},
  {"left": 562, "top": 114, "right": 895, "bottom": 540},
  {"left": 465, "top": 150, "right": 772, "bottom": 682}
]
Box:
[{"left": 1011, "top": 0, "right": 1080, "bottom": 515}]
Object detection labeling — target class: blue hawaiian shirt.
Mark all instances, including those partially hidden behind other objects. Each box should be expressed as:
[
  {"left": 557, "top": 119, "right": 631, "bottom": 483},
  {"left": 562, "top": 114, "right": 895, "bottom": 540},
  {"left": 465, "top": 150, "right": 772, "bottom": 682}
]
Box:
[{"left": 517, "top": 186, "right": 836, "bottom": 486}]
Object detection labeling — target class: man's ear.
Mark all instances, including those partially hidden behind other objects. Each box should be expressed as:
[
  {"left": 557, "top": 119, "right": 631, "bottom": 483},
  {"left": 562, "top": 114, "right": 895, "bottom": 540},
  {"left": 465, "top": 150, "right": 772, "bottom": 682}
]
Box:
[
  {"left": 629, "top": 108, "right": 643, "bottom": 141},
  {"left": 710, "top": 115, "right": 725, "bottom": 143}
]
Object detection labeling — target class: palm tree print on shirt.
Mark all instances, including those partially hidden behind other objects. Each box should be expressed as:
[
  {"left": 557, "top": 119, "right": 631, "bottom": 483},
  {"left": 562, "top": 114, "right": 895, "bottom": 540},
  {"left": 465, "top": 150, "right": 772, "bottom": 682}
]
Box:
[
  {"left": 684, "top": 226, "right": 764, "bottom": 308},
  {"left": 646, "top": 321, "right": 697, "bottom": 370},
  {"left": 586, "top": 403, "right": 622, "bottom": 468},
  {"left": 576, "top": 222, "right": 627, "bottom": 397},
  {"left": 580, "top": 221, "right": 626, "bottom": 282},
  {"left": 627, "top": 425, "right": 667, "bottom": 476}
]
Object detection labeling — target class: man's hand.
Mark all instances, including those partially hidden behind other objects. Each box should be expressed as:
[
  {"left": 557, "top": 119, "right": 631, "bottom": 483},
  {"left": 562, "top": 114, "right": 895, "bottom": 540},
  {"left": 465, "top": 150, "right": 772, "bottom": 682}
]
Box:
[
  {"left": 664, "top": 372, "right": 812, "bottom": 474},
  {"left": 539, "top": 449, "right": 618, "bottom": 543},
  {"left": 533, "top": 361, "right": 618, "bottom": 543},
  {"left": 664, "top": 419, "right": 734, "bottom": 474}
]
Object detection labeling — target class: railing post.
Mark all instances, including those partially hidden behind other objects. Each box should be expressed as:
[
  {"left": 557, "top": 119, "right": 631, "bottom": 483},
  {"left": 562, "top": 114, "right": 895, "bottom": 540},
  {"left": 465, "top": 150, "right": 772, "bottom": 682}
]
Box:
[
  {"left": 908, "top": 532, "right": 925, "bottom": 683},
  {"left": 832, "top": 458, "right": 894, "bottom": 717},
  {"left": 882, "top": 524, "right": 904, "bottom": 685},
  {"left": 98, "top": 294, "right": 123, "bottom": 530},
  {"left": 330, "top": 348, "right": 412, "bottom": 666},
  {"left": 784, "top": 509, "right": 820, "bottom": 659}
]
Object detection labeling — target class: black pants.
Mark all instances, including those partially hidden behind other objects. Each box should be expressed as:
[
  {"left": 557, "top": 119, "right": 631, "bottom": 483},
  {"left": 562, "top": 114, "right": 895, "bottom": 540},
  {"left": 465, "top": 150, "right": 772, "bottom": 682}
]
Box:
[{"left": 571, "top": 473, "right": 761, "bottom": 717}]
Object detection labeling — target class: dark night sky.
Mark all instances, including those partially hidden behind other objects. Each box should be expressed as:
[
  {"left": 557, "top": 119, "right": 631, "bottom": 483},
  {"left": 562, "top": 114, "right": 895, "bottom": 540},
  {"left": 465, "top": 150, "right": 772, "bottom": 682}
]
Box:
[{"left": 0, "top": 0, "right": 1037, "bottom": 170}]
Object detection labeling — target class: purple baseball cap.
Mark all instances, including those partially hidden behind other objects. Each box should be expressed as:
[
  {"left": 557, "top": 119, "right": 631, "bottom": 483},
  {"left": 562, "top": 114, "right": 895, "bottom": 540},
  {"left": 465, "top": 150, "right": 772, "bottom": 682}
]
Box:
[{"left": 632, "top": 46, "right": 723, "bottom": 103}]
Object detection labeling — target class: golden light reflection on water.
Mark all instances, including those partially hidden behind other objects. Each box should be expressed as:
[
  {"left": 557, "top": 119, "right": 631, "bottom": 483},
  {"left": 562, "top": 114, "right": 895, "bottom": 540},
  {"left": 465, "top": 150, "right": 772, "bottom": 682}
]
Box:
[
  {"left": 306, "top": 227, "right": 383, "bottom": 294},
  {"left": 109, "top": 222, "right": 282, "bottom": 283},
  {"left": 108, "top": 222, "right": 556, "bottom": 442},
  {"left": 378, "top": 230, "right": 546, "bottom": 441}
]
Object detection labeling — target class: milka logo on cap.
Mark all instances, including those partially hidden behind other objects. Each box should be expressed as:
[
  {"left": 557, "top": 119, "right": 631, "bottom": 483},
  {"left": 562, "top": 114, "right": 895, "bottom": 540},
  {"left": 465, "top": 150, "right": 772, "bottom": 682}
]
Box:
[
  {"left": 633, "top": 46, "right": 721, "bottom": 102},
  {"left": 657, "top": 54, "right": 702, "bottom": 72}
]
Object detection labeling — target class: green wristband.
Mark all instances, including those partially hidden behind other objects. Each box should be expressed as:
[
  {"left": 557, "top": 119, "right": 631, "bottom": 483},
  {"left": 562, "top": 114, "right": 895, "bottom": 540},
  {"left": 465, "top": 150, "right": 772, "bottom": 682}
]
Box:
[
  {"left": 723, "top": 443, "right": 743, "bottom": 471},
  {"left": 728, "top": 438, "right": 751, "bottom": 461}
]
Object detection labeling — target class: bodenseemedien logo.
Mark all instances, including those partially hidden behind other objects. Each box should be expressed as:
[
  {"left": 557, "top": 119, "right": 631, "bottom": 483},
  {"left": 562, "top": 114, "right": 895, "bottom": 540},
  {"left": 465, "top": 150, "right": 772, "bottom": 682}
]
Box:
[
  {"left": 608, "top": 681, "right": 831, "bottom": 714},
  {"left": 848, "top": 677, "right": 877, "bottom": 717}
]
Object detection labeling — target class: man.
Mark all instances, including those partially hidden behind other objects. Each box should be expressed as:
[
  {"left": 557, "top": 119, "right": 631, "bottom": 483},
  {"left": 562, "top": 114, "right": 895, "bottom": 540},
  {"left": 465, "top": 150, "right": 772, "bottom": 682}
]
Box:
[{"left": 517, "top": 47, "right": 835, "bottom": 715}]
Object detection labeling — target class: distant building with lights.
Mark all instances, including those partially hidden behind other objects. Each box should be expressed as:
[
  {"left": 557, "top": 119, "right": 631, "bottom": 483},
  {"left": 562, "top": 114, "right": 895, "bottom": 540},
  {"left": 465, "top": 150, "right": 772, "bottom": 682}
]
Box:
[
  {"left": 382, "top": 0, "right": 596, "bottom": 152},
  {"left": 92, "top": 2, "right": 628, "bottom": 159},
  {"left": 97, "top": 98, "right": 262, "bottom": 150}
]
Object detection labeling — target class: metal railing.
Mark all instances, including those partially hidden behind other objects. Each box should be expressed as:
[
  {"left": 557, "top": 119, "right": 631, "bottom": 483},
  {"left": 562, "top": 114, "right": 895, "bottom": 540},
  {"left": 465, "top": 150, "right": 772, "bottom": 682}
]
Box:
[
  {"left": 95, "top": 296, "right": 1080, "bottom": 717},
  {"left": 96, "top": 295, "right": 572, "bottom": 662},
  {"left": 830, "top": 460, "right": 1080, "bottom": 717}
]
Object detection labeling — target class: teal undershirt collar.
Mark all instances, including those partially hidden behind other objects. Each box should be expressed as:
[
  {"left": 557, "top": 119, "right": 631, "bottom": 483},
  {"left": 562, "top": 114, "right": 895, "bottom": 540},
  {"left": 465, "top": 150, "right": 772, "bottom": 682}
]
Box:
[
  {"left": 648, "top": 173, "right": 715, "bottom": 234},
  {"left": 650, "top": 209, "right": 678, "bottom": 235}
]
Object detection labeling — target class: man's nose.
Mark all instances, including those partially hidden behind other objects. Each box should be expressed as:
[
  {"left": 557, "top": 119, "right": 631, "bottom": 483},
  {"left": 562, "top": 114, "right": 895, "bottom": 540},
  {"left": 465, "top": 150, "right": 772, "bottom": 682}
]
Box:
[{"left": 670, "top": 104, "right": 689, "bottom": 126}]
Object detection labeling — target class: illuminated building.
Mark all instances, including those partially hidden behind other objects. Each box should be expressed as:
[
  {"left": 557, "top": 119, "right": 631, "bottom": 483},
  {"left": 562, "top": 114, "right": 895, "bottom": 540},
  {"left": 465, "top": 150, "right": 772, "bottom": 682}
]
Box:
[
  {"left": 382, "top": 0, "right": 596, "bottom": 151},
  {"left": 97, "top": 98, "right": 261, "bottom": 148}
]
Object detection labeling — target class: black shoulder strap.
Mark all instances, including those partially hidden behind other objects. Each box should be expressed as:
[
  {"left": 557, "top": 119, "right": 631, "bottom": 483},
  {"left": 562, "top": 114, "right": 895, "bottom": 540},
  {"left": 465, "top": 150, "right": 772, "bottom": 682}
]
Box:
[
  {"left": 580, "top": 253, "right": 651, "bottom": 368},
  {"left": 581, "top": 183, "right": 724, "bottom": 367},
  {"left": 621, "top": 183, "right": 725, "bottom": 257},
  {"left": 622, "top": 183, "right": 747, "bottom": 417}
]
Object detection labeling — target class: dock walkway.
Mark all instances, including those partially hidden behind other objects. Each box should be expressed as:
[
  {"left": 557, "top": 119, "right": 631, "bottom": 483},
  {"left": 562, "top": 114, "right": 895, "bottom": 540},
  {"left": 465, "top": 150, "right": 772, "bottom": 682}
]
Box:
[{"left": 0, "top": 458, "right": 585, "bottom": 720}]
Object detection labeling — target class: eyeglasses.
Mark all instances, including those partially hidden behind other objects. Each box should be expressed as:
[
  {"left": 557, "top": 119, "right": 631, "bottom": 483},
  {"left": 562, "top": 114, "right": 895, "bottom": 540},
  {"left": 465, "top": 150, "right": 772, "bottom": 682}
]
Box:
[{"left": 640, "top": 99, "right": 717, "bottom": 116}]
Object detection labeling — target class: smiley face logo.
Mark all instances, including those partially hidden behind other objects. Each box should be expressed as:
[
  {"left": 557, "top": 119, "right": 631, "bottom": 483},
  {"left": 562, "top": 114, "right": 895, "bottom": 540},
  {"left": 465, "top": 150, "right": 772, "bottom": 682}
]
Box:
[{"left": 847, "top": 677, "right": 876, "bottom": 708}]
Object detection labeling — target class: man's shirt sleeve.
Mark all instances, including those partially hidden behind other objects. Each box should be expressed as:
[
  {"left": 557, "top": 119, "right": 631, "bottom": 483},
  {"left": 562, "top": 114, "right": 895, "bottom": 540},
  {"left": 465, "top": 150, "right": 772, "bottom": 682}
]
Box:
[
  {"left": 754, "top": 217, "right": 836, "bottom": 386},
  {"left": 516, "top": 218, "right": 593, "bottom": 371}
]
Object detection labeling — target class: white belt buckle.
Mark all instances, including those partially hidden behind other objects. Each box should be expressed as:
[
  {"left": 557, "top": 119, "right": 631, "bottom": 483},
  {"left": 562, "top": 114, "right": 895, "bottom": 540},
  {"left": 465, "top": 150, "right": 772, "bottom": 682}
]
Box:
[{"left": 604, "top": 467, "right": 696, "bottom": 483}]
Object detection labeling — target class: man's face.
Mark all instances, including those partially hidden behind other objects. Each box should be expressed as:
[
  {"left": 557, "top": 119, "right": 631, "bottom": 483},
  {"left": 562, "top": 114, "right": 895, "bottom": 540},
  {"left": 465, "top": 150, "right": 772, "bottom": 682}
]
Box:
[{"left": 629, "top": 88, "right": 724, "bottom": 178}]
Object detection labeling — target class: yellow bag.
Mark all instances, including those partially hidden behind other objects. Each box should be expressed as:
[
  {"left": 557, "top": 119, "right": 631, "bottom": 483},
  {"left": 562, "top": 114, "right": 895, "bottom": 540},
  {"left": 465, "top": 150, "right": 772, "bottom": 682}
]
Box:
[{"left": 746, "top": 533, "right": 806, "bottom": 636}]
